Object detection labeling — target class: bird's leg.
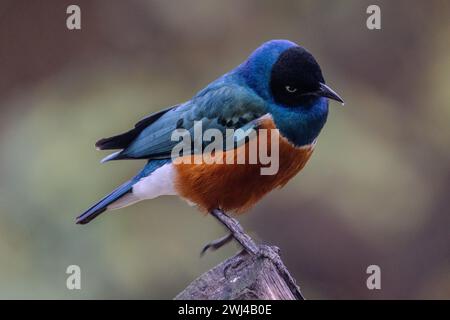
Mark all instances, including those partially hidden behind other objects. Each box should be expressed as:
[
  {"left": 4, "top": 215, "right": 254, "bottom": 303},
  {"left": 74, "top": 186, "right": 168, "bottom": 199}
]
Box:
[
  {"left": 202, "top": 209, "right": 304, "bottom": 299},
  {"left": 203, "top": 208, "right": 259, "bottom": 256}
]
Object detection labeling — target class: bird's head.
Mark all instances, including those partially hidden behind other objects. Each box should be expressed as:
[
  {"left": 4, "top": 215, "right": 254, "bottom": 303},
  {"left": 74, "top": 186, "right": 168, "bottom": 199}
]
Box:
[{"left": 238, "top": 39, "right": 344, "bottom": 108}]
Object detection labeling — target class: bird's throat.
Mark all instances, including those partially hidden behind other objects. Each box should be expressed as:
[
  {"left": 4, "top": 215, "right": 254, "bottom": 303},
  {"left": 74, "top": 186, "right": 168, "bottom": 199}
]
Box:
[{"left": 269, "top": 99, "right": 328, "bottom": 147}]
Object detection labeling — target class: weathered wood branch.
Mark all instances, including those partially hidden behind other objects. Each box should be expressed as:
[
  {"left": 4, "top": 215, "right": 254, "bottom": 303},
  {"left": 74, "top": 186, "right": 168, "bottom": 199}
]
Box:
[{"left": 175, "top": 209, "right": 305, "bottom": 300}]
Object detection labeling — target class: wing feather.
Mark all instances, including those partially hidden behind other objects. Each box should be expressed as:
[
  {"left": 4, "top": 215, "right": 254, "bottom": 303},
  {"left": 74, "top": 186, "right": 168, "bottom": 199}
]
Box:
[
  {"left": 100, "top": 84, "right": 268, "bottom": 161},
  {"left": 95, "top": 105, "right": 177, "bottom": 150}
]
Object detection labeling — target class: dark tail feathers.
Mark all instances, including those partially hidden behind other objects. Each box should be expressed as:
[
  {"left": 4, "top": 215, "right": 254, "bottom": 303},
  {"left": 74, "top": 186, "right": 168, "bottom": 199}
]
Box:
[{"left": 76, "top": 180, "right": 134, "bottom": 224}]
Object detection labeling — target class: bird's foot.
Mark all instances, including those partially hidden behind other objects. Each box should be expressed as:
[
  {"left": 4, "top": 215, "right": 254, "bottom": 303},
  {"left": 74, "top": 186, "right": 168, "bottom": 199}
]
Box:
[
  {"left": 256, "top": 244, "right": 304, "bottom": 299},
  {"left": 257, "top": 244, "right": 281, "bottom": 262},
  {"left": 200, "top": 233, "right": 234, "bottom": 256},
  {"left": 203, "top": 208, "right": 259, "bottom": 256},
  {"left": 203, "top": 208, "right": 304, "bottom": 299}
]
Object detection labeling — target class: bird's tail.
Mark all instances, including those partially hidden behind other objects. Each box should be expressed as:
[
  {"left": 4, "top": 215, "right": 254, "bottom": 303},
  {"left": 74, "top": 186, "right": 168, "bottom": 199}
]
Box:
[
  {"left": 77, "top": 159, "right": 171, "bottom": 224},
  {"left": 76, "top": 180, "right": 136, "bottom": 224}
]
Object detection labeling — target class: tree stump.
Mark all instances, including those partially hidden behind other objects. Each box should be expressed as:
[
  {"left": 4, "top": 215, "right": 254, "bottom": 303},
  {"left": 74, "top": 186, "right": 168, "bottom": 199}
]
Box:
[{"left": 175, "top": 245, "right": 304, "bottom": 300}]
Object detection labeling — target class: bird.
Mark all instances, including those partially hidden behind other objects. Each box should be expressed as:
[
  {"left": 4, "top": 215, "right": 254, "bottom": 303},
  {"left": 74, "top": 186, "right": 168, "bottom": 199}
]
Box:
[{"left": 76, "top": 39, "right": 343, "bottom": 253}]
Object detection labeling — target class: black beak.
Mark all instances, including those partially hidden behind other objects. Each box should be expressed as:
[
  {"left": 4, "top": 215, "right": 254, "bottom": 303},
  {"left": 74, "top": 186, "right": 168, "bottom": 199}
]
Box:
[{"left": 317, "top": 83, "right": 344, "bottom": 105}]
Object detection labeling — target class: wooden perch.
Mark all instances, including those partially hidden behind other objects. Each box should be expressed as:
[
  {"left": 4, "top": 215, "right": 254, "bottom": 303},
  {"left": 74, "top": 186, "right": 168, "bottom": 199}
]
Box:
[{"left": 175, "top": 209, "right": 305, "bottom": 300}]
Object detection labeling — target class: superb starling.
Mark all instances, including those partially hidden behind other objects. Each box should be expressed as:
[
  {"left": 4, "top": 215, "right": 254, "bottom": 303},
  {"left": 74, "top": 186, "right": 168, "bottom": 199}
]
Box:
[{"left": 77, "top": 39, "right": 343, "bottom": 252}]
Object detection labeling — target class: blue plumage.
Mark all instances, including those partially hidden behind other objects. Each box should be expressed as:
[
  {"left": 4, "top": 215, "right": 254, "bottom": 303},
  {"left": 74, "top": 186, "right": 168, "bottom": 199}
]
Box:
[
  {"left": 236, "top": 40, "right": 295, "bottom": 102},
  {"left": 77, "top": 39, "right": 343, "bottom": 224}
]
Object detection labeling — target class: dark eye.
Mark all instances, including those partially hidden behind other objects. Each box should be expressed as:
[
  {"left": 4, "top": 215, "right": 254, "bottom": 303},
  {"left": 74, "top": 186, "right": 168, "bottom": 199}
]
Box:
[{"left": 285, "top": 85, "right": 298, "bottom": 93}]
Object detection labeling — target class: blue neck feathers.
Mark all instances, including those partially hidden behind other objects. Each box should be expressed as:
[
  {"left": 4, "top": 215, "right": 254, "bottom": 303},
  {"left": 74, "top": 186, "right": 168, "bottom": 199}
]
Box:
[{"left": 268, "top": 98, "right": 328, "bottom": 147}]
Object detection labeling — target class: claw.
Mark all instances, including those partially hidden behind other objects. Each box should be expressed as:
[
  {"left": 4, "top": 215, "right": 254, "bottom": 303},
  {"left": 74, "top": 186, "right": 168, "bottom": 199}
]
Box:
[
  {"left": 257, "top": 245, "right": 280, "bottom": 262},
  {"left": 207, "top": 209, "right": 259, "bottom": 255},
  {"left": 201, "top": 233, "right": 234, "bottom": 256}
]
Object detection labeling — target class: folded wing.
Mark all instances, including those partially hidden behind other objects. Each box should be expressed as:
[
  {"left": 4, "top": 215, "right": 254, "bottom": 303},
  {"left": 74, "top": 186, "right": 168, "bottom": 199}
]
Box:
[{"left": 98, "top": 84, "right": 269, "bottom": 162}]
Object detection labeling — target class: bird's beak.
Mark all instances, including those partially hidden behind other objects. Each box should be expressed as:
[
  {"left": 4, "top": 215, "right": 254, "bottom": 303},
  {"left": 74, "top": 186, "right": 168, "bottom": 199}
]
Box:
[{"left": 318, "top": 83, "right": 345, "bottom": 105}]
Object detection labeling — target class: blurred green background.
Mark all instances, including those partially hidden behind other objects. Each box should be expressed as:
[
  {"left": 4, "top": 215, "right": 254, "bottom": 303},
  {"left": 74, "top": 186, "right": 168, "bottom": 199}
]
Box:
[{"left": 0, "top": 0, "right": 449, "bottom": 299}]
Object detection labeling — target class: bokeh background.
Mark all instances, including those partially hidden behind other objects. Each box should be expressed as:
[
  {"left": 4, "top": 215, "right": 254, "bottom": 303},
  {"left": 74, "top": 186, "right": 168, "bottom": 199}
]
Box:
[{"left": 0, "top": 0, "right": 449, "bottom": 299}]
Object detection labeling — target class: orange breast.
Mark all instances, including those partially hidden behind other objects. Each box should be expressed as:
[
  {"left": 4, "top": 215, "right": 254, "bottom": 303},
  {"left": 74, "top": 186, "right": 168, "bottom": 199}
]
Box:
[{"left": 173, "top": 118, "right": 314, "bottom": 214}]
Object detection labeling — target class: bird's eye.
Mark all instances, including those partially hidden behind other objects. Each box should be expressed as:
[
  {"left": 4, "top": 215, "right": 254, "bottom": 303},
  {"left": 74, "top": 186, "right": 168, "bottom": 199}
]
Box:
[{"left": 285, "top": 86, "right": 297, "bottom": 93}]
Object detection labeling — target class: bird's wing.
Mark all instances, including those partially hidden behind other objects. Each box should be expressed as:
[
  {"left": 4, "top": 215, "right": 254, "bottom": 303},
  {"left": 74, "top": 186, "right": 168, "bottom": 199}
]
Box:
[
  {"left": 95, "top": 105, "right": 176, "bottom": 150},
  {"left": 100, "top": 84, "right": 268, "bottom": 161}
]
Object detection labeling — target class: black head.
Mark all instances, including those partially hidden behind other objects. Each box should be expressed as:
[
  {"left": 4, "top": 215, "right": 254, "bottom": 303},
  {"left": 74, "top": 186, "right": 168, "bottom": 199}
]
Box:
[{"left": 270, "top": 46, "right": 343, "bottom": 107}]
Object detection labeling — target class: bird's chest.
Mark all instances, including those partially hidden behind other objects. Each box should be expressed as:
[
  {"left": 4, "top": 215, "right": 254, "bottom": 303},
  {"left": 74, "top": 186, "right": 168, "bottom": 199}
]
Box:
[{"left": 173, "top": 119, "right": 314, "bottom": 213}]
